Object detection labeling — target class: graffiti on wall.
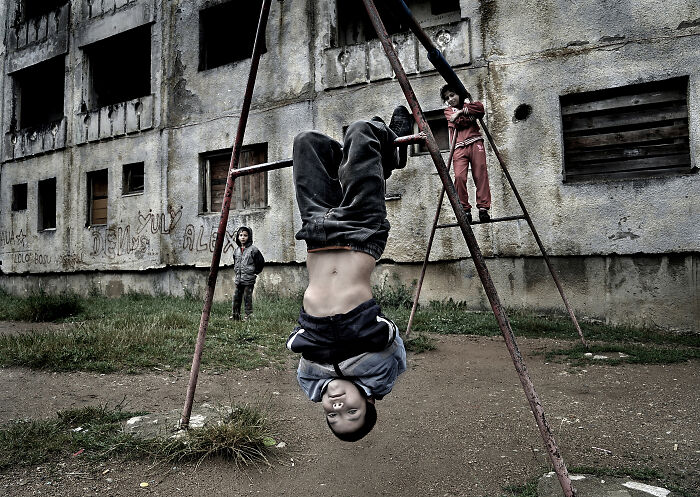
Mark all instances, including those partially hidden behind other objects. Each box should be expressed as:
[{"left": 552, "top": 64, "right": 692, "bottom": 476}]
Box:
[{"left": 1, "top": 206, "right": 240, "bottom": 270}]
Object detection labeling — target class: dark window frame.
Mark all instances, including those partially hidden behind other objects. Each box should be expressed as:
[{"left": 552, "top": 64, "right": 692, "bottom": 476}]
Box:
[
  {"left": 87, "top": 169, "right": 109, "bottom": 226},
  {"left": 12, "top": 183, "right": 28, "bottom": 211},
  {"left": 411, "top": 109, "right": 450, "bottom": 155},
  {"left": 83, "top": 24, "right": 152, "bottom": 110},
  {"left": 200, "top": 143, "right": 268, "bottom": 213},
  {"left": 560, "top": 76, "right": 693, "bottom": 182},
  {"left": 334, "top": 0, "right": 460, "bottom": 47},
  {"left": 122, "top": 162, "right": 145, "bottom": 195},
  {"left": 198, "top": 0, "right": 267, "bottom": 71},
  {"left": 12, "top": 55, "right": 66, "bottom": 131},
  {"left": 19, "top": 0, "right": 67, "bottom": 22},
  {"left": 38, "top": 177, "right": 57, "bottom": 230}
]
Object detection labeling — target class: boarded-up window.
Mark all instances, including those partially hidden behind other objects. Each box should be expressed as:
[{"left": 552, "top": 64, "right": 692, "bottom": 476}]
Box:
[
  {"left": 12, "top": 183, "right": 28, "bottom": 211},
  {"left": 122, "top": 162, "right": 145, "bottom": 195},
  {"left": 200, "top": 144, "right": 268, "bottom": 213},
  {"left": 87, "top": 169, "right": 108, "bottom": 226},
  {"left": 413, "top": 109, "right": 450, "bottom": 155},
  {"left": 199, "top": 1, "right": 267, "bottom": 71},
  {"left": 84, "top": 24, "right": 151, "bottom": 109},
  {"left": 335, "top": 0, "right": 460, "bottom": 47},
  {"left": 38, "top": 178, "right": 57, "bottom": 230},
  {"left": 561, "top": 77, "right": 692, "bottom": 181}
]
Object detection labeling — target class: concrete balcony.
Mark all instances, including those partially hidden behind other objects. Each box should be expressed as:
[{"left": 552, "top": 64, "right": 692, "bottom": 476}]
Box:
[
  {"left": 75, "top": 94, "right": 154, "bottom": 144},
  {"left": 3, "top": 118, "right": 67, "bottom": 160}
]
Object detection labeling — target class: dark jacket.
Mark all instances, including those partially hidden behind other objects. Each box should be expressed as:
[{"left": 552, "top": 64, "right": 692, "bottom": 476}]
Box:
[{"left": 233, "top": 226, "right": 265, "bottom": 285}]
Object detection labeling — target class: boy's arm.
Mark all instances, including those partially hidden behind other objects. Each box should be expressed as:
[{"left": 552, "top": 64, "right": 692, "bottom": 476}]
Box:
[
  {"left": 465, "top": 101, "right": 485, "bottom": 120},
  {"left": 252, "top": 247, "right": 265, "bottom": 274}
]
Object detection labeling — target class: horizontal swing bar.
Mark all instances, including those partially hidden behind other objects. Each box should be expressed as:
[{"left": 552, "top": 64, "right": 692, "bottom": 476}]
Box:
[{"left": 436, "top": 215, "right": 527, "bottom": 228}]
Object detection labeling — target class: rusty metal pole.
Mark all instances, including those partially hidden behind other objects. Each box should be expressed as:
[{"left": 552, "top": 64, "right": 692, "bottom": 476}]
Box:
[
  {"left": 361, "top": 1, "right": 576, "bottom": 496},
  {"left": 180, "top": 0, "right": 272, "bottom": 429},
  {"left": 387, "top": 0, "right": 586, "bottom": 349},
  {"left": 405, "top": 130, "right": 458, "bottom": 339}
]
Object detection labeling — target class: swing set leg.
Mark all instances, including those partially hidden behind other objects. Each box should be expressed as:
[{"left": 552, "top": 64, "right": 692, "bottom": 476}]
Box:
[{"left": 363, "top": 1, "right": 577, "bottom": 495}]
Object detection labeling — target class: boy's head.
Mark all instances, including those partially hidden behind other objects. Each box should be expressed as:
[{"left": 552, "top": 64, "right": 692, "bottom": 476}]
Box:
[
  {"left": 237, "top": 227, "right": 250, "bottom": 246},
  {"left": 440, "top": 84, "right": 461, "bottom": 108},
  {"left": 322, "top": 379, "right": 377, "bottom": 442}
]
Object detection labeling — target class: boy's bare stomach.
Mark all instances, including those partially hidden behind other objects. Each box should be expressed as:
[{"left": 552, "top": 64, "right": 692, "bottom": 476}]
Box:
[{"left": 303, "top": 250, "right": 375, "bottom": 317}]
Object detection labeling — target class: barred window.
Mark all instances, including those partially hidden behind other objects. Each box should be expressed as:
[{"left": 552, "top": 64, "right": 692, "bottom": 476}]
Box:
[
  {"left": 200, "top": 144, "right": 268, "bottom": 213},
  {"left": 560, "top": 76, "right": 692, "bottom": 181}
]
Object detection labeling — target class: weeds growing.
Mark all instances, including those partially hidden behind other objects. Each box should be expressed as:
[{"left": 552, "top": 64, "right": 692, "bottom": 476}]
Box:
[{"left": 0, "top": 403, "right": 277, "bottom": 471}]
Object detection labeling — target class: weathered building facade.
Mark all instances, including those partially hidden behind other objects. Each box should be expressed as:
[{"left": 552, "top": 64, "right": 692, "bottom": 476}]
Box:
[{"left": 0, "top": 0, "right": 698, "bottom": 331}]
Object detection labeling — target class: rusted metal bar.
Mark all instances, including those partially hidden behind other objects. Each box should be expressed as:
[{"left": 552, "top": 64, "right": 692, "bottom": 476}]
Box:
[
  {"left": 394, "top": 132, "right": 426, "bottom": 145},
  {"left": 362, "top": 1, "right": 576, "bottom": 496},
  {"left": 436, "top": 214, "right": 527, "bottom": 228},
  {"left": 405, "top": 131, "right": 458, "bottom": 339},
  {"left": 180, "top": 0, "right": 272, "bottom": 429},
  {"left": 387, "top": 0, "right": 586, "bottom": 350}
]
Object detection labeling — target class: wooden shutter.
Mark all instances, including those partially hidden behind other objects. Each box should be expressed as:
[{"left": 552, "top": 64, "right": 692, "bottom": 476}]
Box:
[{"left": 561, "top": 77, "right": 691, "bottom": 181}]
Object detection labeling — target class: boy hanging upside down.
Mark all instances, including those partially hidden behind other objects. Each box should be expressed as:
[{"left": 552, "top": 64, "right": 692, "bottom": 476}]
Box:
[{"left": 286, "top": 106, "right": 414, "bottom": 442}]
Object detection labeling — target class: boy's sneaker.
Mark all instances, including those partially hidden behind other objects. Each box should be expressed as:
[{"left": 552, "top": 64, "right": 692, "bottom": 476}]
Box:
[
  {"left": 478, "top": 208, "right": 491, "bottom": 223},
  {"left": 388, "top": 105, "right": 414, "bottom": 170},
  {"left": 229, "top": 314, "right": 240, "bottom": 321}
]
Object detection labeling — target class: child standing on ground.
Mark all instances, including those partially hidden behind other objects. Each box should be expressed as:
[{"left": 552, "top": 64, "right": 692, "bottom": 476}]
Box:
[
  {"left": 441, "top": 84, "right": 492, "bottom": 224},
  {"left": 286, "top": 106, "right": 413, "bottom": 442},
  {"left": 230, "top": 226, "right": 265, "bottom": 321}
]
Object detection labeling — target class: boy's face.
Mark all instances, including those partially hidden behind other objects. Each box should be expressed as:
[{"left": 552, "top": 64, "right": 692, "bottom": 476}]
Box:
[
  {"left": 238, "top": 230, "right": 249, "bottom": 244},
  {"left": 444, "top": 90, "right": 460, "bottom": 108},
  {"left": 322, "top": 379, "right": 370, "bottom": 434}
]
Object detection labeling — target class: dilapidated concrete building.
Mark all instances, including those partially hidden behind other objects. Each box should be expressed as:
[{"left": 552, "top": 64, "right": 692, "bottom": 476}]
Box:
[{"left": 0, "top": 0, "right": 698, "bottom": 331}]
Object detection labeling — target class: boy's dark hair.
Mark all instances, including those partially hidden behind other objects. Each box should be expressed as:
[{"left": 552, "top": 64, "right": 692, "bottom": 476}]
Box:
[
  {"left": 326, "top": 400, "right": 377, "bottom": 442},
  {"left": 238, "top": 227, "right": 250, "bottom": 235},
  {"left": 440, "top": 83, "right": 458, "bottom": 102}
]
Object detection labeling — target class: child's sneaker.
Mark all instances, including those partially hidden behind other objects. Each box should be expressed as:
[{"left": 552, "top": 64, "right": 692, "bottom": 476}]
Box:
[
  {"left": 464, "top": 209, "right": 472, "bottom": 224},
  {"left": 478, "top": 208, "right": 491, "bottom": 223}
]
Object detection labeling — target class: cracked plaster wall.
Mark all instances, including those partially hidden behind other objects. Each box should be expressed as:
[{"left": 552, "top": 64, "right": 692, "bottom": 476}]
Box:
[{"left": 0, "top": 0, "right": 698, "bottom": 330}]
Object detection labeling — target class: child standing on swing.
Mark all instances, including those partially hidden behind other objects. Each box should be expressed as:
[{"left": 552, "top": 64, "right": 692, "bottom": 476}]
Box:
[
  {"left": 286, "top": 106, "right": 413, "bottom": 442},
  {"left": 441, "top": 84, "right": 492, "bottom": 224}
]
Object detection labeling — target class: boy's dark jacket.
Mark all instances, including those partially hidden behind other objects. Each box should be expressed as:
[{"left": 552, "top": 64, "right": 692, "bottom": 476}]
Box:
[{"left": 233, "top": 226, "right": 264, "bottom": 285}]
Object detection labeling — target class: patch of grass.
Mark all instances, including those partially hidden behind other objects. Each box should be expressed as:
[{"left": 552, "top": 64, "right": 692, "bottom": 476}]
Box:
[
  {"left": 155, "top": 404, "right": 277, "bottom": 467},
  {"left": 372, "top": 275, "right": 415, "bottom": 309},
  {"left": 0, "top": 290, "right": 83, "bottom": 322},
  {"left": 570, "top": 465, "right": 695, "bottom": 497},
  {"left": 0, "top": 292, "right": 300, "bottom": 372},
  {"left": 0, "top": 403, "right": 277, "bottom": 471},
  {"left": 405, "top": 333, "right": 437, "bottom": 353},
  {"left": 500, "top": 477, "right": 539, "bottom": 497},
  {"left": 545, "top": 343, "right": 700, "bottom": 365}
]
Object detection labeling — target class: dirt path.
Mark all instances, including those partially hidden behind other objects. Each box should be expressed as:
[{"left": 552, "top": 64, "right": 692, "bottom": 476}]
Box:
[{"left": 1, "top": 331, "right": 698, "bottom": 497}]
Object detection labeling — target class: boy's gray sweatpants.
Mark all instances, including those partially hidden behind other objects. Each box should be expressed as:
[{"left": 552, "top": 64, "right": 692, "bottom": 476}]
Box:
[{"left": 292, "top": 120, "right": 399, "bottom": 260}]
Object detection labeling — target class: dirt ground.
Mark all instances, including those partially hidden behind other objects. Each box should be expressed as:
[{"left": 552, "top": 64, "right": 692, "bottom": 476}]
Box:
[{"left": 0, "top": 322, "right": 698, "bottom": 497}]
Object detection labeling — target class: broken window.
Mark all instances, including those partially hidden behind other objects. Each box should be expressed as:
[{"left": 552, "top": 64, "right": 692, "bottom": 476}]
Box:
[
  {"left": 38, "top": 178, "right": 57, "bottom": 230},
  {"left": 413, "top": 109, "right": 449, "bottom": 154},
  {"left": 19, "top": 0, "right": 67, "bottom": 21},
  {"left": 12, "top": 183, "right": 28, "bottom": 211},
  {"left": 13, "top": 56, "right": 65, "bottom": 130},
  {"left": 122, "top": 162, "right": 145, "bottom": 195},
  {"left": 87, "top": 169, "right": 108, "bottom": 226},
  {"left": 84, "top": 24, "right": 151, "bottom": 109},
  {"left": 200, "top": 144, "right": 268, "bottom": 213},
  {"left": 199, "top": 1, "right": 267, "bottom": 71},
  {"left": 561, "top": 76, "right": 692, "bottom": 181},
  {"left": 335, "top": 0, "right": 460, "bottom": 46}
]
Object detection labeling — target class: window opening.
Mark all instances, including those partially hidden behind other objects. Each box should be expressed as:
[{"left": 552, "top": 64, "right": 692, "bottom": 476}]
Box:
[
  {"left": 84, "top": 24, "right": 151, "bottom": 109},
  {"left": 122, "top": 162, "right": 145, "bottom": 195},
  {"left": 200, "top": 143, "right": 268, "bottom": 213},
  {"left": 199, "top": 1, "right": 267, "bottom": 71},
  {"left": 560, "top": 76, "right": 692, "bottom": 181},
  {"left": 13, "top": 56, "right": 65, "bottom": 130},
  {"left": 335, "top": 0, "right": 460, "bottom": 46},
  {"left": 12, "top": 183, "right": 28, "bottom": 211},
  {"left": 38, "top": 178, "right": 57, "bottom": 230},
  {"left": 414, "top": 109, "right": 449, "bottom": 154},
  {"left": 87, "top": 169, "right": 108, "bottom": 226},
  {"left": 19, "top": 0, "right": 67, "bottom": 21}
]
